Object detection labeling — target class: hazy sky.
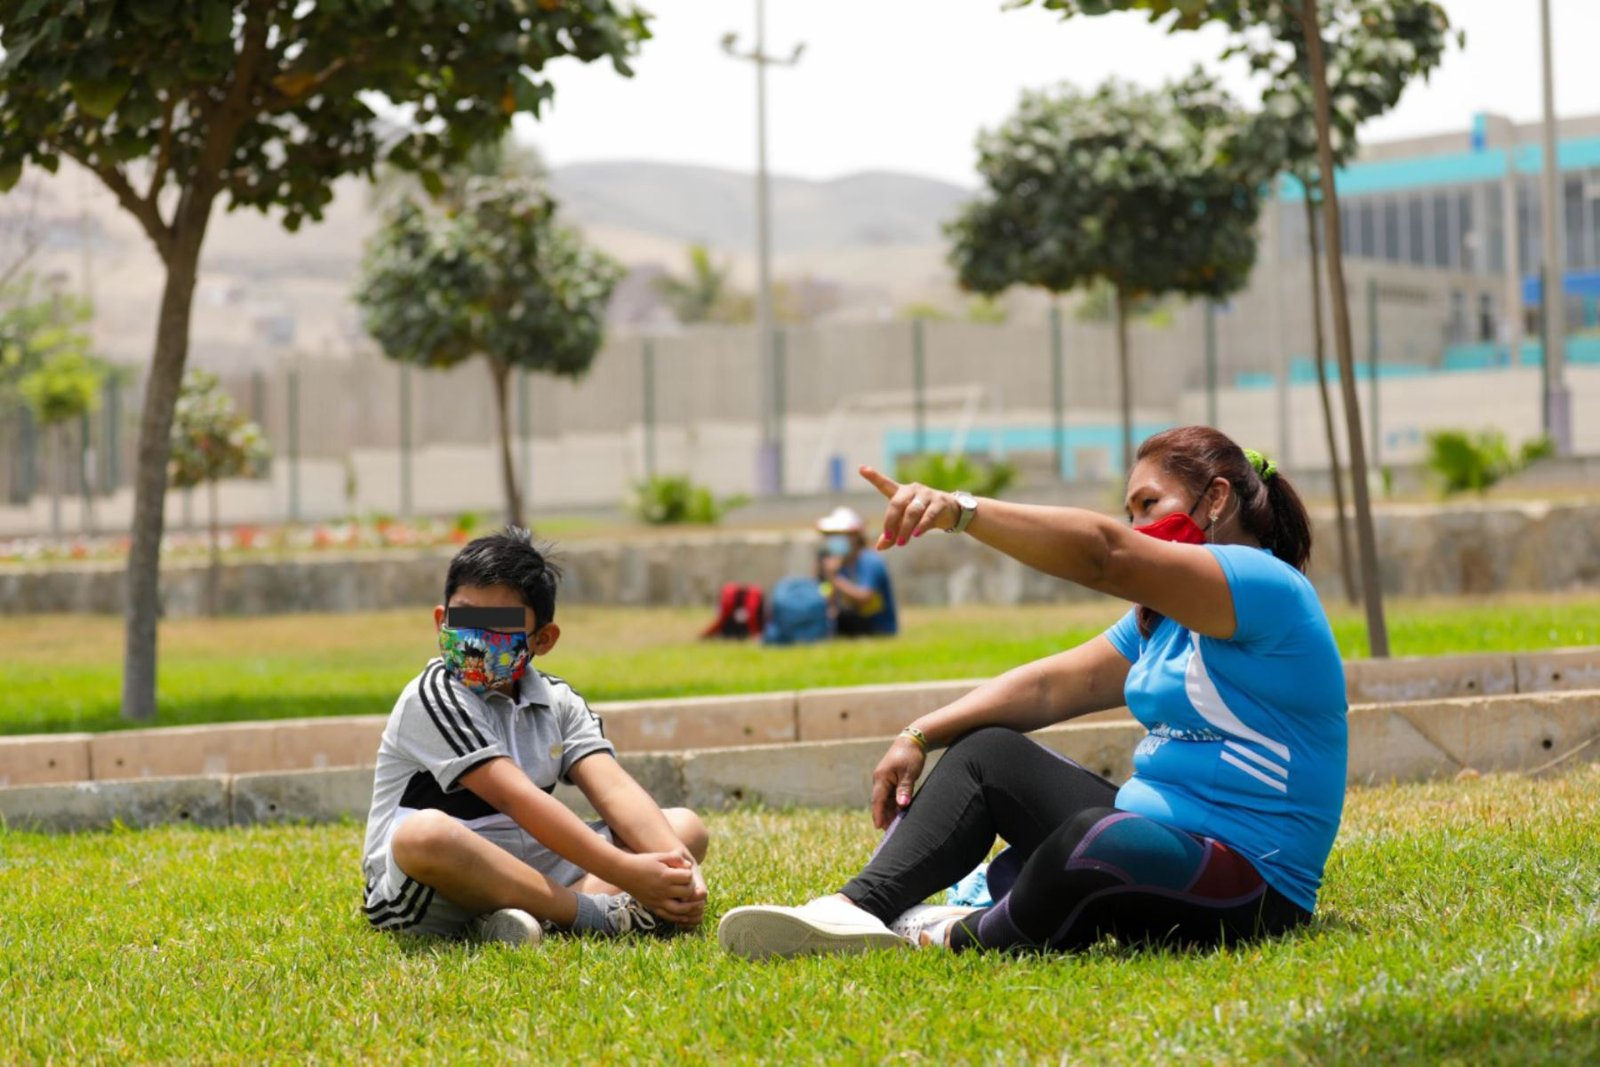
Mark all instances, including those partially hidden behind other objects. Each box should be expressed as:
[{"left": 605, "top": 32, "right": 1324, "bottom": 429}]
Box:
[{"left": 516, "top": 0, "right": 1600, "bottom": 186}]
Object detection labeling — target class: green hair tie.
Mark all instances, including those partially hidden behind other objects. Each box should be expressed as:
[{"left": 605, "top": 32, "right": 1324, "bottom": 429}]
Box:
[{"left": 1244, "top": 448, "right": 1277, "bottom": 480}]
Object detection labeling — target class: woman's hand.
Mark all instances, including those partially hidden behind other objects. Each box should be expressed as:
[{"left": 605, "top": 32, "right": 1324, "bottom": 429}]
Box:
[
  {"left": 869, "top": 735, "right": 928, "bottom": 831},
  {"left": 859, "top": 466, "right": 957, "bottom": 549}
]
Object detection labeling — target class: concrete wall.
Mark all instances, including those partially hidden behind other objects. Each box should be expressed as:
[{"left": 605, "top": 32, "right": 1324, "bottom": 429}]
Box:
[
  {"left": 4, "top": 648, "right": 1596, "bottom": 790},
  {"left": 4, "top": 688, "right": 1596, "bottom": 831},
  {"left": 6, "top": 498, "right": 1600, "bottom": 616}
]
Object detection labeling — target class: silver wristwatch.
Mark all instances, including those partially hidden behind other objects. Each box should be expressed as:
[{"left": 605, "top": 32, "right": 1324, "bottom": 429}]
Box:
[{"left": 948, "top": 491, "right": 978, "bottom": 534}]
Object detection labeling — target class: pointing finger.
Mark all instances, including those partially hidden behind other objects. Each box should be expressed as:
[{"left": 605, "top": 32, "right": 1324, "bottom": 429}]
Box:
[{"left": 858, "top": 465, "right": 900, "bottom": 499}]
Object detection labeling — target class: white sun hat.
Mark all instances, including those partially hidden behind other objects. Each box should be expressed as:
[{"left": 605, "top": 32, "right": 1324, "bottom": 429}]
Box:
[{"left": 816, "top": 506, "right": 865, "bottom": 534}]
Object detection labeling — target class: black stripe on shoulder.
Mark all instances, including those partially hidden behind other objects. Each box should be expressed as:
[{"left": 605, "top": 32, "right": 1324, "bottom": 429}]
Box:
[
  {"left": 539, "top": 671, "right": 606, "bottom": 737},
  {"left": 419, "top": 664, "right": 472, "bottom": 757},
  {"left": 436, "top": 668, "right": 492, "bottom": 750}
]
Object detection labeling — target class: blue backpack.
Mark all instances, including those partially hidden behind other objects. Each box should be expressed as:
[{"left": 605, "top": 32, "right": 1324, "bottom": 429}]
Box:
[{"left": 762, "top": 576, "right": 831, "bottom": 645}]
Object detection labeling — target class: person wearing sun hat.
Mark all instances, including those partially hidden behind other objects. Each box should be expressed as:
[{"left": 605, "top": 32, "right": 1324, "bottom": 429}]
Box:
[{"left": 816, "top": 505, "right": 898, "bottom": 637}]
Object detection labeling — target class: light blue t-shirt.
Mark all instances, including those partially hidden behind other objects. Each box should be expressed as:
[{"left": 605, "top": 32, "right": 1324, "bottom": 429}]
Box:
[{"left": 1102, "top": 544, "right": 1348, "bottom": 912}]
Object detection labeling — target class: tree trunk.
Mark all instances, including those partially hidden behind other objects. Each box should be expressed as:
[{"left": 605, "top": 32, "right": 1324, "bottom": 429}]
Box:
[
  {"left": 206, "top": 476, "right": 220, "bottom": 618},
  {"left": 1300, "top": 0, "right": 1390, "bottom": 657},
  {"left": 49, "top": 421, "right": 64, "bottom": 543},
  {"left": 489, "top": 360, "right": 523, "bottom": 527},
  {"left": 80, "top": 415, "right": 96, "bottom": 538},
  {"left": 122, "top": 230, "right": 209, "bottom": 721},
  {"left": 1304, "top": 192, "right": 1357, "bottom": 606},
  {"left": 1115, "top": 286, "right": 1134, "bottom": 478}
]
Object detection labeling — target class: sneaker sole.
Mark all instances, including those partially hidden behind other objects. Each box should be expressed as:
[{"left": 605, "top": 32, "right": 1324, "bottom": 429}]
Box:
[
  {"left": 718, "top": 907, "right": 907, "bottom": 961},
  {"left": 475, "top": 909, "right": 543, "bottom": 948}
]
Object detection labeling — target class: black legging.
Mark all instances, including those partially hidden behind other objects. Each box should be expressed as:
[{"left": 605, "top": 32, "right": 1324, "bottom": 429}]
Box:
[{"left": 840, "top": 727, "right": 1310, "bottom": 952}]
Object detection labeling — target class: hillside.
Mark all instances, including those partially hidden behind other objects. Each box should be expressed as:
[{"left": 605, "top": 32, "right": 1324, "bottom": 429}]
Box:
[{"left": 3, "top": 160, "right": 973, "bottom": 369}]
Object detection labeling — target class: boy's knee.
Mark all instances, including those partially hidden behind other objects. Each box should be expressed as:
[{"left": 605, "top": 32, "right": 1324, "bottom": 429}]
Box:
[
  {"left": 664, "top": 807, "right": 709, "bottom": 862},
  {"left": 389, "top": 810, "right": 460, "bottom": 878}
]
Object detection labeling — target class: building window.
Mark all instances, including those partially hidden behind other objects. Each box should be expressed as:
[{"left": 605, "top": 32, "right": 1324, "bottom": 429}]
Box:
[
  {"left": 1486, "top": 184, "right": 1505, "bottom": 275},
  {"left": 1433, "top": 194, "right": 1452, "bottom": 269},
  {"left": 1383, "top": 198, "right": 1401, "bottom": 262},
  {"left": 1458, "top": 191, "right": 1476, "bottom": 272},
  {"left": 1408, "top": 194, "right": 1426, "bottom": 266},
  {"left": 1518, "top": 179, "right": 1539, "bottom": 275},
  {"left": 1565, "top": 175, "right": 1586, "bottom": 271},
  {"left": 1360, "top": 200, "right": 1377, "bottom": 259},
  {"left": 1477, "top": 292, "right": 1495, "bottom": 342},
  {"left": 1448, "top": 290, "right": 1467, "bottom": 344},
  {"left": 1589, "top": 169, "right": 1600, "bottom": 271}
]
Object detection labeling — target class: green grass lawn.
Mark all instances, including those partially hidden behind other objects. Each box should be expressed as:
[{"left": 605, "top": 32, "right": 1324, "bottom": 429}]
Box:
[
  {"left": 1, "top": 769, "right": 1596, "bottom": 1063},
  {"left": 3, "top": 593, "right": 1598, "bottom": 736}
]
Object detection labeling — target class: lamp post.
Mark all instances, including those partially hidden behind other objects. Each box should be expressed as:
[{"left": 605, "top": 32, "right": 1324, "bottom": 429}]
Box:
[
  {"left": 1538, "top": 0, "right": 1571, "bottom": 454},
  {"left": 723, "top": 1, "right": 803, "bottom": 496}
]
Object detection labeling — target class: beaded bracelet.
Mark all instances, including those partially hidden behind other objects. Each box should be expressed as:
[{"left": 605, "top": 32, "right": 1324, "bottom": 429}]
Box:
[{"left": 899, "top": 725, "right": 929, "bottom": 752}]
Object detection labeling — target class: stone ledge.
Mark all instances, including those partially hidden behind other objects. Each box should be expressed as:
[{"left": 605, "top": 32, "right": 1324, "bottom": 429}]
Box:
[
  {"left": 5, "top": 690, "right": 1594, "bottom": 833},
  {"left": 3, "top": 649, "right": 1597, "bottom": 789}
]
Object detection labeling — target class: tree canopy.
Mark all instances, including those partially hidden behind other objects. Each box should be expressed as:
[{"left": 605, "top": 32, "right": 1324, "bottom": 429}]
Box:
[
  {"left": 0, "top": 0, "right": 649, "bottom": 719},
  {"left": 948, "top": 70, "right": 1277, "bottom": 471},
  {"left": 356, "top": 179, "right": 622, "bottom": 525},
  {"left": 948, "top": 71, "right": 1275, "bottom": 305}
]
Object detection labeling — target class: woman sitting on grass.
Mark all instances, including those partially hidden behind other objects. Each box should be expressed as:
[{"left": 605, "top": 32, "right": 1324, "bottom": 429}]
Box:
[{"left": 719, "top": 426, "right": 1347, "bottom": 958}]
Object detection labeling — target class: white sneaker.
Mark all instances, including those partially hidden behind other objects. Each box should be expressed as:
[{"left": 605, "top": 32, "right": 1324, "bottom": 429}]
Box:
[
  {"left": 468, "top": 908, "right": 543, "bottom": 948},
  {"left": 889, "top": 904, "right": 981, "bottom": 948},
  {"left": 718, "top": 897, "right": 907, "bottom": 960}
]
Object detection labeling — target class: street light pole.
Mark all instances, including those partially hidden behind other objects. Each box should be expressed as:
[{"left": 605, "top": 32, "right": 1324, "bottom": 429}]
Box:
[
  {"left": 724, "top": 1, "right": 803, "bottom": 497},
  {"left": 1538, "top": 0, "right": 1571, "bottom": 455}
]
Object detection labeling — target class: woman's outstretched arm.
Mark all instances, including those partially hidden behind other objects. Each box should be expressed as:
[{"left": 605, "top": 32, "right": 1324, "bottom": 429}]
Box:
[{"left": 860, "top": 465, "right": 1239, "bottom": 639}]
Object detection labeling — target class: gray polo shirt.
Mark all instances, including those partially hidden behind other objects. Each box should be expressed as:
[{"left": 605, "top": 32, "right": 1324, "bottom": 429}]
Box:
[{"left": 361, "top": 659, "right": 615, "bottom": 882}]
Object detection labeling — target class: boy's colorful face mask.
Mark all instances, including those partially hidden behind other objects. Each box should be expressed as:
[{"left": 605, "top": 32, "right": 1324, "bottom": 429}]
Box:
[{"left": 438, "top": 605, "right": 533, "bottom": 694}]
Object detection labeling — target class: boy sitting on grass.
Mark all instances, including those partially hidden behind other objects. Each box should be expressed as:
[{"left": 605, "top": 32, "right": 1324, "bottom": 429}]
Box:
[{"left": 361, "top": 527, "right": 708, "bottom": 946}]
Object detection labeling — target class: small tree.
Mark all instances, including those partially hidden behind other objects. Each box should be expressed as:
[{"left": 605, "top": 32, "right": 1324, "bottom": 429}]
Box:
[
  {"left": 168, "top": 369, "right": 270, "bottom": 616},
  {"left": 1227, "top": 0, "right": 1455, "bottom": 606},
  {"left": 356, "top": 181, "right": 622, "bottom": 527},
  {"left": 0, "top": 0, "right": 648, "bottom": 719},
  {"left": 10, "top": 286, "right": 105, "bottom": 541},
  {"left": 1023, "top": 0, "right": 1455, "bottom": 661},
  {"left": 948, "top": 71, "right": 1276, "bottom": 474}
]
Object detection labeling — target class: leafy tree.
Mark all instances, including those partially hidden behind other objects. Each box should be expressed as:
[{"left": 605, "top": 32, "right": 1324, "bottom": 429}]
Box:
[
  {"left": 168, "top": 369, "right": 270, "bottom": 615},
  {"left": 655, "top": 244, "right": 751, "bottom": 325},
  {"left": 1023, "top": 0, "right": 1456, "bottom": 657},
  {"left": 1233, "top": 0, "right": 1455, "bottom": 606},
  {"left": 0, "top": 0, "right": 648, "bottom": 719},
  {"left": 948, "top": 71, "right": 1276, "bottom": 473},
  {"left": 356, "top": 180, "right": 622, "bottom": 527},
  {"left": 18, "top": 344, "right": 107, "bottom": 542}
]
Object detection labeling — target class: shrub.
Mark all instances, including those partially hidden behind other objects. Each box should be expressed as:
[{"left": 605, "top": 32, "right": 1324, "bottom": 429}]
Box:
[
  {"left": 1424, "top": 429, "right": 1553, "bottom": 496},
  {"left": 894, "top": 453, "right": 1017, "bottom": 498},
  {"left": 630, "top": 475, "right": 746, "bottom": 525}
]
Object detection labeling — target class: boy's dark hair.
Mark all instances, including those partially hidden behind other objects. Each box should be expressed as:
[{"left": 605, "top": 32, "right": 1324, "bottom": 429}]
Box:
[{"left": 443, "top": 526, "right": 561, "bottom": 629}]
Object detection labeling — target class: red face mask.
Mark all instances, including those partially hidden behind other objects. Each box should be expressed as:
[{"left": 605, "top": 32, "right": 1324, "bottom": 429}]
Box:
[{"left": 1135, "top": 510, "right": 1208, "bottom": 545}]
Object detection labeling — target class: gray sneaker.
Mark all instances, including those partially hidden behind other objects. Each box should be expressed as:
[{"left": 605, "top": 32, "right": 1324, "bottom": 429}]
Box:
[
  {"left": 603, "top": 893, "right": 682, "bottom": 939},
  {"left": 467, "top": 908, "right": 544, "bottom": 948}
]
